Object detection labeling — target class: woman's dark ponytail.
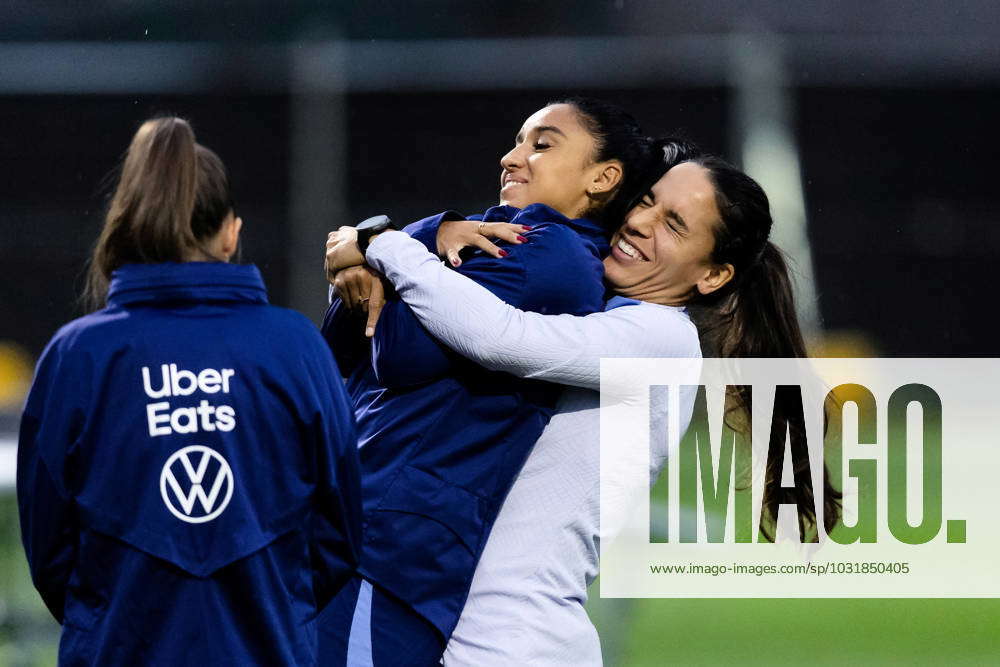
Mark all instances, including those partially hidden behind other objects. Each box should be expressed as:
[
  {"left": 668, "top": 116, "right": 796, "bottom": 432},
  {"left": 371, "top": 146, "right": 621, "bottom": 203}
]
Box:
[
  {"left": 684, "top": 155, "right": 841, "bottom": 542},
  {"left": 698, "top": 242, "right": 805, "bottom": 360},
  {"left": 85, "top": 117, "right": 232, "bottom": 310}
]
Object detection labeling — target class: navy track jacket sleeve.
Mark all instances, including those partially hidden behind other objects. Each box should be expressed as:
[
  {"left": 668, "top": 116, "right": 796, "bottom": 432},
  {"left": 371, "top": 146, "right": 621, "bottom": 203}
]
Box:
[
  {"left": 17, "top": 335, "right": 87, "bottom": 622},
  {"left": 321, "top": 209, "right": 463, "bottom": 383},
  {"left": 320, "top": 211, "right": 462, "bottom": 378},
  {"left": 304, "top": 331, "right": 364, "bottom": 607},
  {"left": 370, "top": 218, "right": 605, "bottom": 388},
  {"left": 402, "top": 209, "right": 465, "bottom": 255}
]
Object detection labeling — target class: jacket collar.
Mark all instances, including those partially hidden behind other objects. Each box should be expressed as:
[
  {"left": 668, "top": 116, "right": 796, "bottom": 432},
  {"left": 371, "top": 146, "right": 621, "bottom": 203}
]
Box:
[
  {"left": 605, "top": 295, "right": 642, "bottom": 310},
  {"left": 605, "top": 294, "right": 688, "bottom": 315},
  {"left": 107, "top": 262, "right": 269, "bottom": 307},
  {"left": 481, "top": 203, "right": 607, "bottom": 243}
]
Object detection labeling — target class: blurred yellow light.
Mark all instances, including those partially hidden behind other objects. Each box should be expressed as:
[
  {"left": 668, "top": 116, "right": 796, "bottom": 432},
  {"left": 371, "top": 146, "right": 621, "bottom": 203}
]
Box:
[
  {"left": 807, "top": 330, "right": 879, "bottom": 358},
  {"left": 0, "top": 341, "right": 34, "bottom": 410}
]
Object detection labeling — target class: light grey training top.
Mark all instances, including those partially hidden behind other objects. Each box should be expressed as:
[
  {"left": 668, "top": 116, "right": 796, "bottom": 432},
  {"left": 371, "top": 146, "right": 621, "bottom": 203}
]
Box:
[{"left": 366, "top": 232, "right": 701, "bottom": 666}]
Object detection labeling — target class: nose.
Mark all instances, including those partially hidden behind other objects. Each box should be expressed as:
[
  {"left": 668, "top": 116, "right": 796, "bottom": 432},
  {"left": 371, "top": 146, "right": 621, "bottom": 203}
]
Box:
[
  {"left": 500, "top": 144, "right": 525, "bottom": 171},
  {"left": 623, "top": 210, "right": 655, "bottom": 239}
]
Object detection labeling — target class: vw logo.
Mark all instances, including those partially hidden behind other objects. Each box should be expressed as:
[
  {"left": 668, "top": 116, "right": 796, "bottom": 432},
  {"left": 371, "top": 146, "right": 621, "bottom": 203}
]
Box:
[{"left": 160, "top": 445, "right": 234, "bottom": 524}]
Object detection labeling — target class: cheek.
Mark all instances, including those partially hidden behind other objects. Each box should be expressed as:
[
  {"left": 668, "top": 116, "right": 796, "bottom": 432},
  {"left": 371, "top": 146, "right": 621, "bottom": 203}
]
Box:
[
  {"left": 649, "top": 240, "right": 692, "bottom": 285},
  {"left": 532, "top": 156, "right": 575, "bottom": 185},
  {"left": 675, "top": 254, "right": 714, "bottom": 290}
]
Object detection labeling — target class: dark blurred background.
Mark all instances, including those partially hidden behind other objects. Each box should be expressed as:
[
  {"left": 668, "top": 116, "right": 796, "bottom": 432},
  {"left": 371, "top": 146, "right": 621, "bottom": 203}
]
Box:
[{"left": 1, "top": 2, "right": 998, "bottom": 665}]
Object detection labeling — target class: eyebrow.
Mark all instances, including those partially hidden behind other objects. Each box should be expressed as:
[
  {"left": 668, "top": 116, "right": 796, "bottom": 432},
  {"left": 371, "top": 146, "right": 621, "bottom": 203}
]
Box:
[{"left": 515, "top": 125, "right": 567, "bottom": 143}]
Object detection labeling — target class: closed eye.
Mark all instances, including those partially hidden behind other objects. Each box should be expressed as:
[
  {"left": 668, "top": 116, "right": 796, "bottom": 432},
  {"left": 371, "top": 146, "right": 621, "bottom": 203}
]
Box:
[{"left": 664, "top": 210, "right": 688, "bottom": 236}]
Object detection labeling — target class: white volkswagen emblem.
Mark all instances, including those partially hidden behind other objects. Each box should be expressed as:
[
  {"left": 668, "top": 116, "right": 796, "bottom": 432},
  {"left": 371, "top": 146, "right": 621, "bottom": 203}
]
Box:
[{"left": 160, "top": 445, "right": 234, "bottom": 524}]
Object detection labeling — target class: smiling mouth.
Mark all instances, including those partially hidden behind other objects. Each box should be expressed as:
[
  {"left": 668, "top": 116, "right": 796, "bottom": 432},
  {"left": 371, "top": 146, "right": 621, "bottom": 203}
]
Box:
[{"left": 615, "top": 237, "right": 649, "bottom": 261}]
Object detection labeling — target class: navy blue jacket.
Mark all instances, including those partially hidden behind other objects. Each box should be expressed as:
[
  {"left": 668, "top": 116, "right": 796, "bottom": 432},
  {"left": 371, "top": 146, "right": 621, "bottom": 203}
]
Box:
[
  {"left": 18, "top": 262, "right": 363, "bottom": 666},
  {"left": 321, "top": 204, "right": 607, "bottom": 639}
]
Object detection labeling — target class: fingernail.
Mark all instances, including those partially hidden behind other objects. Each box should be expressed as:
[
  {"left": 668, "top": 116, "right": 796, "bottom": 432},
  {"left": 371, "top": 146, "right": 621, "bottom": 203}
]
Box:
[
  {"left": 451, "top": 258, "right": 460, "bottom": 266},
  {"left": 521, "top": 225, "right": 532, "bottom": 230},
  {"left": 365, "top": 327, "right": 375, "bottom": 337},
  {"left": 498, "top": 249, "right": 509, "bottom": 257},
  {"left": 516, "top": 235, "right": 528, "bottom": 243}
]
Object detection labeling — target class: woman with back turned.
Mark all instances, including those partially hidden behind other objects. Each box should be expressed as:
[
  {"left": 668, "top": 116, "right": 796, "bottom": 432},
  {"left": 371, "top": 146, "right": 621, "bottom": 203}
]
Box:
[{"left": 17, "top": 117, "right": 363, "bottom": 665}]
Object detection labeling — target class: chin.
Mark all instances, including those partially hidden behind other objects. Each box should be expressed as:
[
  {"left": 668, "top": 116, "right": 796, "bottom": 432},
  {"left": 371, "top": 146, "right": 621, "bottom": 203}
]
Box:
[{"left": 601, "top": 261, "right": 624, "bottom": 286}]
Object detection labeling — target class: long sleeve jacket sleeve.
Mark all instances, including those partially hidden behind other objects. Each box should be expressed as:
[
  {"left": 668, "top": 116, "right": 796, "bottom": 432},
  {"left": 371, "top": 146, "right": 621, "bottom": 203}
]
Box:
[
  {"left": 17, "top": 335, "right": 88, "bottom": 622},
  {"left": 322, "top": 205, "right": 609, "bottom": 388},
  {"left": 366, "top": 230, "right": 702, "bottom": 391}
]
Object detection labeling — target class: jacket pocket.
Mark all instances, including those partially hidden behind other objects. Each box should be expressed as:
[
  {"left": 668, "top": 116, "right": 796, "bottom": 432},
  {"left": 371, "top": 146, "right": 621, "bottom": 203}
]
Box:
[
  {"left": 374, "top": 465, "right": 484, "bottom": 553},
  {"left": 361, "top": 465, "right": 486, "bottom": 635}
]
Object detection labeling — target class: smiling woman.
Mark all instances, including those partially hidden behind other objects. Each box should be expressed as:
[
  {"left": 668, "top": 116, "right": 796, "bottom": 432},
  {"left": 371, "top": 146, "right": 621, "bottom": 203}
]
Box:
[
  {"left": 318, "top": 98, "right": 655, "bottom": 665},
  {"left": 499, "top": 105, "right": 615, "bottom": 213},
  {"left": 605, "top": 160, "right": 734, "bottom": 304}
]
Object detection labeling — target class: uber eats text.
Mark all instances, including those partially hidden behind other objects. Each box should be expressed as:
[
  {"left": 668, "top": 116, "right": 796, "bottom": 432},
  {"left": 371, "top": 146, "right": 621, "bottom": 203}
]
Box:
[{"left": 142, "top": 364, "right": 236, "bottom": 436}]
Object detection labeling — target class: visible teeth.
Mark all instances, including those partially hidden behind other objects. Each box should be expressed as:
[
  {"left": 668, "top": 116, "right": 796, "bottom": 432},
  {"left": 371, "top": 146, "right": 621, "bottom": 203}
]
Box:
[{"left": 618, "top": 238, "right": 640, "bottom": 259}]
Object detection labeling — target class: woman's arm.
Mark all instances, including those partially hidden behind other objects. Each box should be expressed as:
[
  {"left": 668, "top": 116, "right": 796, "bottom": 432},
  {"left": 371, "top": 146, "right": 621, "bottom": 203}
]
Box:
[
  {"left": 17, "top": 336, "right": 83, "bottom": 623},
  {"left": 322, "top": 216, "right": 529, "bottom": 388},
  {"left": 366, "top": 231, "right": 700, "bottom": 391}
]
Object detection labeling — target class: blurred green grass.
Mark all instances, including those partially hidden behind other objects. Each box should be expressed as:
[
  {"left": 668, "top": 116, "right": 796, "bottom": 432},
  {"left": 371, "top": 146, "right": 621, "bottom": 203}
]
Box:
[
  {"left": 0, "top": 494, "right": 60, "bottom": 667},
  {"left": 588, "top": 596, "right": 1000, "bottom": 666}
]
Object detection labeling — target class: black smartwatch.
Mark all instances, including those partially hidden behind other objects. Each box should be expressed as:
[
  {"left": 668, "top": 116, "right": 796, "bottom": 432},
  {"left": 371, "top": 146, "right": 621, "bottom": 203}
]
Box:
[{"left": 355, "top": 214, "right": 397, "bottom": 254}]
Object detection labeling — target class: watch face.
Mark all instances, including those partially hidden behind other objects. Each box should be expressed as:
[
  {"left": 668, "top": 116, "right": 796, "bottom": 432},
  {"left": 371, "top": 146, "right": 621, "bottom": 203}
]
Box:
[{"left": 356, "top": 214, "right": 393, "bottom": 252}]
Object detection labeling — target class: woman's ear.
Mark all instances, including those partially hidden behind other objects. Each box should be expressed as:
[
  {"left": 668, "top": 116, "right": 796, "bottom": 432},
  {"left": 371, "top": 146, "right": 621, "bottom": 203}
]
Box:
[
  {"left": 589, "top": 160, "right": 624, "bottom": 195},
  {"left": 696, "top": 262, "right": 735, "bottom": 296},
  {"left": 221, "top": 215, "right": 243, "bottom": 260}
]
